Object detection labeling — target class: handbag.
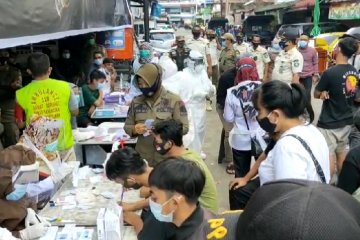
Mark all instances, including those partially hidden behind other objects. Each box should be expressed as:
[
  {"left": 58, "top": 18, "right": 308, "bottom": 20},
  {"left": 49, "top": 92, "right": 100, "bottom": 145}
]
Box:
[
  {"left": 285, "top": 134, "right": 327, "bottom": 183},
  {"left": 239, "top": 99, "right": 263, "bottom": 159}
]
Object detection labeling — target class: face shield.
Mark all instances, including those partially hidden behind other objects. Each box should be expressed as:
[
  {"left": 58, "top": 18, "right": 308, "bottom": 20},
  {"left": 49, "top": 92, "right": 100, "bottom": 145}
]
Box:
[{"left": 186, "top": 56, "right": 204, "bottom": 74}]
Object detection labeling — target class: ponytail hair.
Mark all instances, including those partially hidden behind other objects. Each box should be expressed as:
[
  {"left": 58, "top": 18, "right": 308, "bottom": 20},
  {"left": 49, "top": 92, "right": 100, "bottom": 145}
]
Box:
[{"left": 254, "top": 80, "right": 314, "bottom": 123}]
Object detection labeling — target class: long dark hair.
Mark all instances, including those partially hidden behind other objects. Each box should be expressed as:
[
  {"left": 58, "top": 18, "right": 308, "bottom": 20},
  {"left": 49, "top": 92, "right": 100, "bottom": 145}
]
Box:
[{"left": 253, "top": 80, "right": 314, "bottom": 123}]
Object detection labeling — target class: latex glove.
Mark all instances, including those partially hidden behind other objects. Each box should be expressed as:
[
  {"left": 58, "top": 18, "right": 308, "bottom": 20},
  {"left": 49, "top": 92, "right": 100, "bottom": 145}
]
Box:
[
  {"left": 25, "top": 209, "right": 51, "bottom": 228},
  {"left": 19, "top": 223, "right": 49, "bottom": 240},
  {"left": 0, "top": 227, "right": 20, "bottom": 240}
]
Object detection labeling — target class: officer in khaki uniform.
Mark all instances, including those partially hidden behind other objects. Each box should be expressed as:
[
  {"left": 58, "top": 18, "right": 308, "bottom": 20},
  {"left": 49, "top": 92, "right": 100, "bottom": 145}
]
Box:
[
  {"left": 124, "top": 64, "right": 189, "bottom": 166},
  {"left": 271, "top": 35, "right": 304, "bottom": 84},
  {"left": 219, "top": 33, "right": 240, "bottom": 74},
  {"left": 170, "top": 36, "right": 191, "bottom": 71},
  {"left": 248, "top": 34, "right": 271, "bottom": 81},
  {"left": 234, "top": 33, "right": 250, "bottom": 56}
]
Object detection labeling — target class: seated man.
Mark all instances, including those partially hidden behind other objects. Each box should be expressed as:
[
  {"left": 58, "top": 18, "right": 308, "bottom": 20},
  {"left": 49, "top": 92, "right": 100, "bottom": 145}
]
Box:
[
  {"left": 137, "top": 158, "right": 240, "bottom": 240},
  {"left": 152, "top": 119, "right": 218, "bottom": 213},
  {"left": 105, "top": 119, "right": 218, "bottom": 214}
]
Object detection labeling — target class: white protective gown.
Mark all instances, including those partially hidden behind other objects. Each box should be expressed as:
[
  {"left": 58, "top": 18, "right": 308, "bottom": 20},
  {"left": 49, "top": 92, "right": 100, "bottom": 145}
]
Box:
[{"left": 160, "top": 56, "right": 215, "bottom": 153}]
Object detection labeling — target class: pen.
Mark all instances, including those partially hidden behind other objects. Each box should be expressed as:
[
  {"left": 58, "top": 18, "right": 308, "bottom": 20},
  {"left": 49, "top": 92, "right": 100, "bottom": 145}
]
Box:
[
  {"left": 120, "top": 187, "right": 125, "bottom": 205},
  {"left": 35, "top": 214, "right": 41, "bottom": 223}
]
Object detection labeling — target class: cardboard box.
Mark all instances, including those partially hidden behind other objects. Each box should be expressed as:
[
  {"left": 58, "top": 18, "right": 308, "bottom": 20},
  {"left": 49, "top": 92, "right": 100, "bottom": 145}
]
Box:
[{"left": 104, "top": 204, "right": 124, "bottom": 240}]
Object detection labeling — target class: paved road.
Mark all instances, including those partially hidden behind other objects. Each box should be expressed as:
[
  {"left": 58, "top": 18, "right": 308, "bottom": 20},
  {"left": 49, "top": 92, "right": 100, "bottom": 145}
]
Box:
[{"left": 176, "top": 28, "right": 323, "bottom": 212}]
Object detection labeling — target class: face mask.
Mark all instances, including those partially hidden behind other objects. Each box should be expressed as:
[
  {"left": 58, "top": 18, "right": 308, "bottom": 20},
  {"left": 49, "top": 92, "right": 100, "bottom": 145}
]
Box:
[
  {"left": 139, "top": 79, "right": 160, "bottom": 97},
  {"left": 45, "top": 140, "right": 58, "bottom": 152},
  {"left": 257, "top": 112, "right": 277, "bottom": 134},
  {"left": 193, "top": 32, "right": 201, "bottom": 39},
  {"left": 75, "top": 94, "right": 81, "bottom": 104},
  {"left": 63, "top": 53, "right": 70, "bottom": 59},
  {"left": 97, "top": 82, "right": 106, "bottom": 90},
  {"left": 194, "top": 65, "right": 204, "bottom": 73},
  {"left": 94, "top": 58, "right": 103, "bottom": 65},
  {"left": 88, "top": 38, "right": 96, "bottom": 46},
  {"left": 272, "top": 43, "right": 281, "bottom": 51},
  {"left": 222, "top": 41, "right": 226, "bottom": 48},
  {"left": 149, "top": 198, "right": 174, "bottom": 223},
  {"left": 237, "top": 39, "right": 243, "bottom": 44},
  {"left": 6, "top": 184, "right": 27, "bottom": 201},
  {"left": 139, "top": 50, "right": 151, "bottom": 59},
  {"left": 252, "top": 43, "right": 260, "bottom": 49},
  {"left": 298, "top": 40, "right": 308, "bottom": 49},
  {"left": 279, "top": 41, "right": 287, "bottom": 50},
  {"left": 154, "top": 140, "right": 171, "bottom": 155}
]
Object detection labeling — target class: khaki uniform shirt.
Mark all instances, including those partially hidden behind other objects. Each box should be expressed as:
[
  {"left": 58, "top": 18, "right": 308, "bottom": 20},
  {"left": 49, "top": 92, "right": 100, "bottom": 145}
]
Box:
[
  {"left": 207, "top": 39, "right": 219, "bottom": 66},
  {"left": 124, "top": 87, "right": 189, "bottom": 166},
  {"left": 249, "top": 46, "right": 271, "bottom": 80},
  {"left": 186, "top": 38, "right": 210, "bottom": 66},
  {"left": 219, "top": 47, "right": 239, "bottom": 74},
  {"left": 271, "top": 47, "right": 304, "bottom": 84},
  {"left": 234, "top": 42, "right": 251, "bottom": 56}
]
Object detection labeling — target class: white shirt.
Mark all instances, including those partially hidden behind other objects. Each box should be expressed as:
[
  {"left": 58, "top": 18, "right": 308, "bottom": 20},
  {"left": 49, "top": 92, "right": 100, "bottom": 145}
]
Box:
[
  {"left": 249, "top": 46, "right": 271, "bottom": 80},
  {"left": 271, "top": 47, "right": 304, "bottom": 83},
  {"left": 349, "top": 54, "right": 360, "bottom": 72},
  {"left": 208, "top": 39, "right": 219, "bottom": 66},
  {"left": 224, "top": 80, "right": 264, "bottom": 150},
  {"left": 234, "top": 42, "right": 251, "bottom": 55},
  {"left": 259, "top": 124, "right": 330, "bottom": 185}
]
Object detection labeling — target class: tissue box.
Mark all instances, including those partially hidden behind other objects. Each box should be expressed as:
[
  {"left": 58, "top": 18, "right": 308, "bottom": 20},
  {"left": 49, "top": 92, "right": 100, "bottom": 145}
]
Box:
[{"left": 97, "top": 205, "right": 124, "bottom": 240}]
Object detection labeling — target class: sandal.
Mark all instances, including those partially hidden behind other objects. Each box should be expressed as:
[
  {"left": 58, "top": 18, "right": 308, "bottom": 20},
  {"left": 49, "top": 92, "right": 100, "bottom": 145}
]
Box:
[{"left": 226, "top": 163, "right": 235, "bottom": 175}]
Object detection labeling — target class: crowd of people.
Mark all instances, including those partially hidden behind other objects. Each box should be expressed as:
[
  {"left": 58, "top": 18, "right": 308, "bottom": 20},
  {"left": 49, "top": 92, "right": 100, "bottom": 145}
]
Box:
[{"left": 0, "top": 25, "right": 360, "bottom": 239}]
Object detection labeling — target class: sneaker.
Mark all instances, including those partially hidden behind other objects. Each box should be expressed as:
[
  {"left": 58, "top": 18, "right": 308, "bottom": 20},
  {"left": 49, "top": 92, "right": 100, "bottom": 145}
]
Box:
[
  {"left": 200, "top": 151, "right": 207, "bottom": 160},
  {"left": 206, "top": 105, "right": 212, "bottom": 111}
]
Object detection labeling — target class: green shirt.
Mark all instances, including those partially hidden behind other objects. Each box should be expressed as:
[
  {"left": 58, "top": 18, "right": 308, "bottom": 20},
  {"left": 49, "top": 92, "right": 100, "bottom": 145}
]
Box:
[
  {"left": 182, "top": 149, "right": 219, "bottom": 213},
  {"left": 79, "top": 84, "right": 99, "bottom": 118}
]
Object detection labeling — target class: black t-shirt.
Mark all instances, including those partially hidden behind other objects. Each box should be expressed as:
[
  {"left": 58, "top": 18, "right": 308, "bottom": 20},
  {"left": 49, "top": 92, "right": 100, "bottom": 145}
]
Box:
[
  {"left": 316, "top": 64, "right": 359, "bottom": 129},
  {"left": 337, "top": 145, "right": 360, "bottom": 194},
  {"left": 216, "top": 68, "right": 236, "bottom": 109}
]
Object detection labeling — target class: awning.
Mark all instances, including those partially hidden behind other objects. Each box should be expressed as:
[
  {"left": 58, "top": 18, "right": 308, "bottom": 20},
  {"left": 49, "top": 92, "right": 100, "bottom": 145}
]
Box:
[
  {"left": 329, "top": 1, "right": 360, "bottom": 20},
  {"left": 255, "top": 1, "right": 295, "bottom": 13},
  {"left": 0, "top": 0, "right": 132, "bottom": 49}
]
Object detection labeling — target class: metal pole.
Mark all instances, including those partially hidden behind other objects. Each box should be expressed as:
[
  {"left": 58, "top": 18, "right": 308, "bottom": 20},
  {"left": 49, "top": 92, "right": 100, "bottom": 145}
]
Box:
[{"left": 144, "top": 0, "right": 150, "bottom": 42}]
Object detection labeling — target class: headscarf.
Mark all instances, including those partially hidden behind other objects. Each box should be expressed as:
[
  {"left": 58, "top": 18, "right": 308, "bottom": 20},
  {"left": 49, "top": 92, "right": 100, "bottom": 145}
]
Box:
[
  {"left": 138, "top": 42, "right": 153, "bottom": 64},
  {"left": 235, "top": 57, "right": 259, "bottom": 84}
]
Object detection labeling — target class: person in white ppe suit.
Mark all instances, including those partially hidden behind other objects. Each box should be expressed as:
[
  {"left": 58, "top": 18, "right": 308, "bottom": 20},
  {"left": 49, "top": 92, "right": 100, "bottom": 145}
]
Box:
[{"left": 161, "top": 51, "right": 215, "bottom": 157}]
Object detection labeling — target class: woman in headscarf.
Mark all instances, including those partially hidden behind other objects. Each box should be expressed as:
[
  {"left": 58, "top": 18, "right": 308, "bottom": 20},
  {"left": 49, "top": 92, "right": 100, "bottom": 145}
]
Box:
[{"left": 223, "top": 57, "right": 265, "bottom": 178}]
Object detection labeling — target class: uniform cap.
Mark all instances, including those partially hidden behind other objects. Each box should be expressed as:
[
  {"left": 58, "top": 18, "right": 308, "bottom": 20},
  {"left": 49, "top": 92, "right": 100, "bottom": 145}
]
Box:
[
  {"left": 236, "top": 33, "right": 244, "bottom": 38},
  {"left": 206, "top": 29, "right": 215, "bottom": 35},
  {"left": 176, "top": 36, "right": 185, "bottom": 41},
  {"left": 222, "top": 33, "right": 235, "bottom": 42},
  {"left": 189, "top": 50, "right": 203, "bottom": 59},
  {"left": 135, "top": 63, "right": 162, "bottom": 87},
  {"left": 236, "top": 179, "right": 360, "bottom": 240}
]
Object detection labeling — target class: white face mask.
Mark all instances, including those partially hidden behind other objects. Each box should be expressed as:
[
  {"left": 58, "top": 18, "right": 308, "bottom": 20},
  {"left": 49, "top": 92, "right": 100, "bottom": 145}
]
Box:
[
  {"left": 62, "top": 53, "right": 70, "bottom": 59},
  {"left": 94, "top": 58, "right": 103, "bottom": 65}
]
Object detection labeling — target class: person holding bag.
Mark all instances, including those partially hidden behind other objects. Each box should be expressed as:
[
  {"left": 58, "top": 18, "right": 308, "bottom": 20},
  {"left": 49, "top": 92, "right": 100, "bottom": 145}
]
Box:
[{"left": 224, "top": 57, "right": 265, "bottom": 178}]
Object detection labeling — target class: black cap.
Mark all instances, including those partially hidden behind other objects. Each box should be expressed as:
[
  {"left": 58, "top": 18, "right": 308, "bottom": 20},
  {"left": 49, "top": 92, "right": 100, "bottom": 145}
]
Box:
[{"left": 236, "top": 179, "right": 360, "bottom": 240}]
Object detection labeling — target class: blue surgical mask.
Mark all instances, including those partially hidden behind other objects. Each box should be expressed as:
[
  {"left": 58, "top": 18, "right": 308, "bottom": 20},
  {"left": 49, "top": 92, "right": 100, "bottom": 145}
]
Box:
[
  {"left": 222, "top": 41, "right": 226, "bottom": 48},
  {"left": 139, "top": 50, "right": 151, "bottom": 59},
  {"left": 149, "top": 198, "right": 174, "bottom": 223},
  {"left": 94, "top": 58, "right": 103, "bottom": 66},
  {"left": 272, "top": 43, "right": 281, "bottom": 51},
  {"left": 97, "top": 82, "right": 106, "bottom": 90},
  {"left": 45, "top": 140, "right": 58, "bottom": 152},
  {"left": 6, "top": 184, "right": 27, "bottom": 201},
  {"left": 298, "top": 40, "right": 308, "bottom": 49}
]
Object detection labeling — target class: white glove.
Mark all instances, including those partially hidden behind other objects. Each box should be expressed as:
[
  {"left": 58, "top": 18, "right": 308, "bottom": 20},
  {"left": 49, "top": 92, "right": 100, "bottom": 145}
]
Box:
[
  {"left": 0, "top": 227, "right": 19, "bottom": 240},
  {"left": 25, "top": 208, "right": 51, "bottom": 228},
  {"left": 19, "top": 223, "right": 49, "bottom": 240}
]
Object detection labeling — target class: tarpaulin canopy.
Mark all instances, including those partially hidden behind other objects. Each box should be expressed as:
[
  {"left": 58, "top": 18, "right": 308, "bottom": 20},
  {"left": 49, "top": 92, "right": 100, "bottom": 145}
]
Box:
[{"left": 0, "top": 0, "right": 132, "bottom": 49}]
